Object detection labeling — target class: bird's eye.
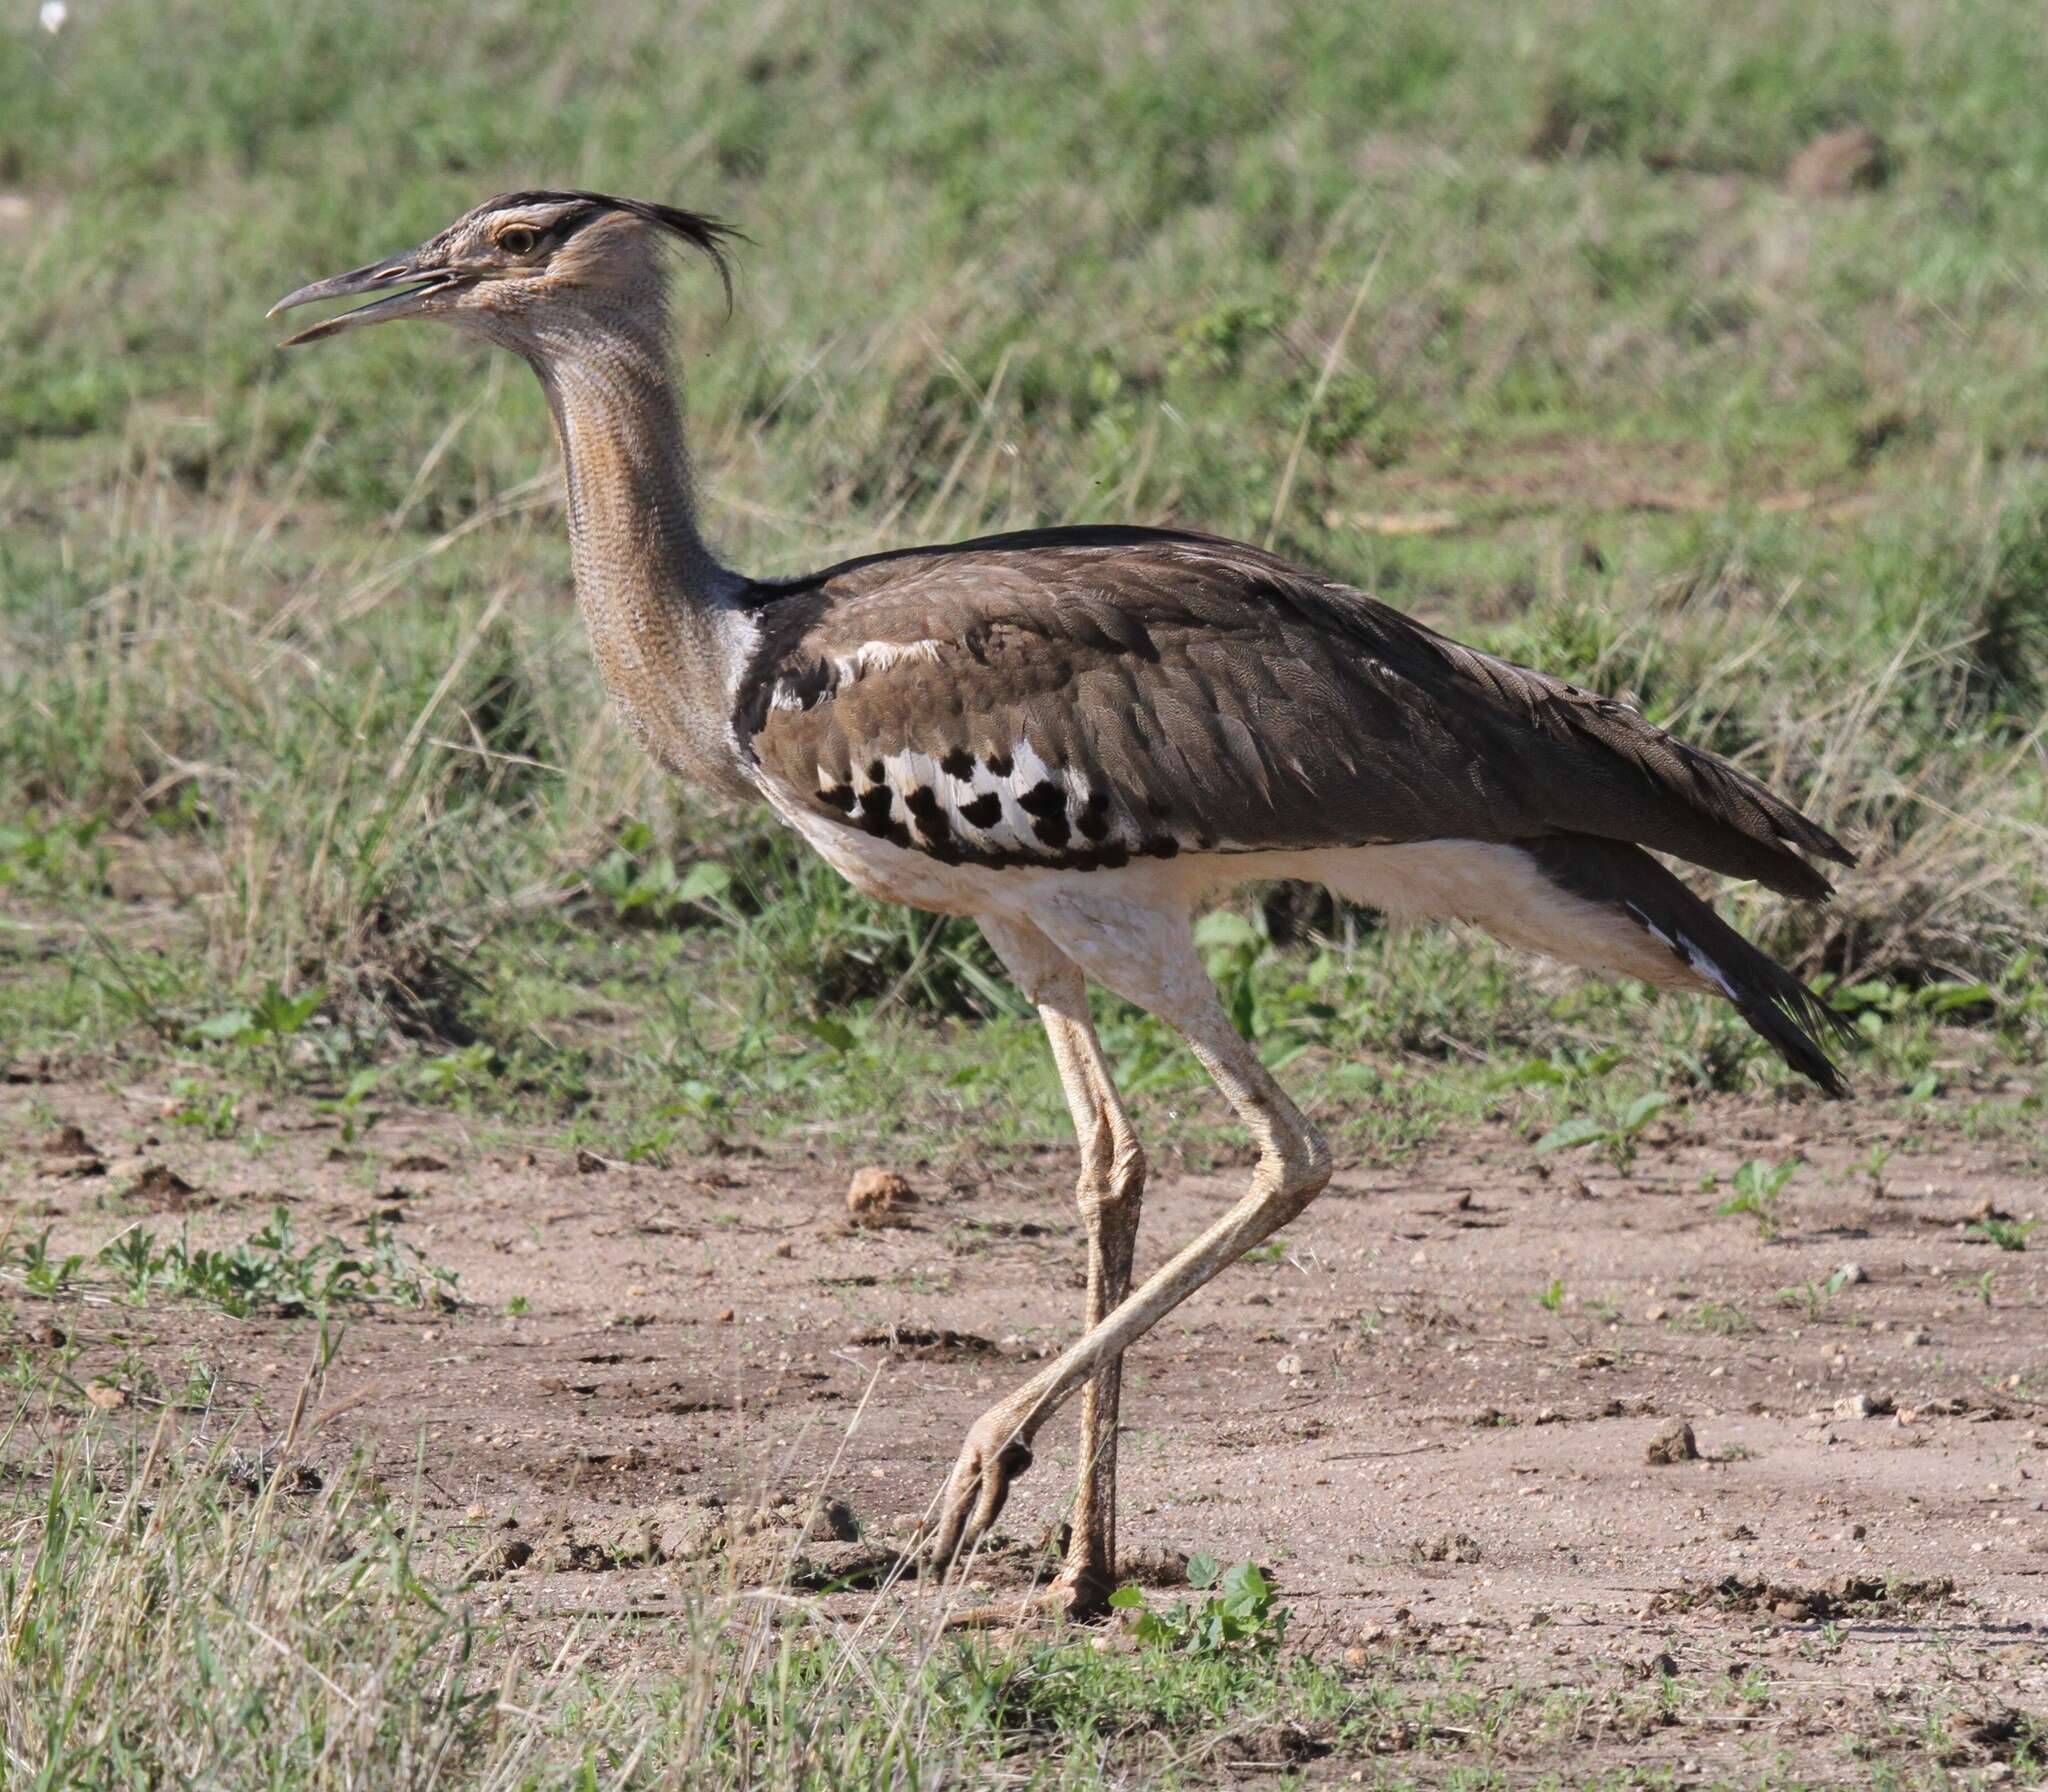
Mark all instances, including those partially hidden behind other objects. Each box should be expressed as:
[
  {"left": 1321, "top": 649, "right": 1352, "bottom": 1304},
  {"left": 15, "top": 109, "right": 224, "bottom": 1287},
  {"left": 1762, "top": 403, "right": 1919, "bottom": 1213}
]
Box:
[{"left": 498, "top": 227, "right": 539, "bottom": 257}]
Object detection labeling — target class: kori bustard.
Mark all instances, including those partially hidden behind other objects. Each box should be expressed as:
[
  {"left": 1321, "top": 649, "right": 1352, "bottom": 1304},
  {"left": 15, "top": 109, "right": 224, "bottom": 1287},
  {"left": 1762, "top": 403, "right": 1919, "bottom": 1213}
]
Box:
[{"left": 274, "top": 191, "right": 1853, "bottom": 1617}]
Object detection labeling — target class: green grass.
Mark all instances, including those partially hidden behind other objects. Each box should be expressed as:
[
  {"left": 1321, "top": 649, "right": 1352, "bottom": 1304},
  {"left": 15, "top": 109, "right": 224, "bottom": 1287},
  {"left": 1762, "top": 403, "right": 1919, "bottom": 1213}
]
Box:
[
  {"left": 1, "top": 1203, "right": 458, "bottom": 1318},
  {"left": 5, "top": 3, "right": 2048, "bottom": 1782},
  {"left": 5, "top": 12, "right": 2047, "bottom": 1144},
  {"left": 5, "top": 0, "right": 2047, "bottom": 1140},
  {"left": 12, "top": 1350, "right": 2036, "bottom": 1790},
  {"left": 0, "top": 1350, "right": 1514, "bottom": 1787}
]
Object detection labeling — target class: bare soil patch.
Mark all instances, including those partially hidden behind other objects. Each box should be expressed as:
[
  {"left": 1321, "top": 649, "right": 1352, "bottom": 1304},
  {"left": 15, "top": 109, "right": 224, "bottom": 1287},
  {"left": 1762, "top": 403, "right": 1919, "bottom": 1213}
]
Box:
[{"left": 7, "top": 1078, "right": 2046, "bottom": 1781}]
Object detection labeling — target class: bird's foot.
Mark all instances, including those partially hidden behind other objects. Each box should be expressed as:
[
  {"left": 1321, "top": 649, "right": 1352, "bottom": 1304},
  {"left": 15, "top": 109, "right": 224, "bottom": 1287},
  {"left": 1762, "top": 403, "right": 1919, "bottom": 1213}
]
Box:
[
  {"left": 1049, "top": 1556, "right": 1117, "bottom": 1623},
  {"left": 938, "top": 1577, "right": 1107, "bottom": 1632},
  {"left": 921, "top": 1414, "right": 1035, "bottom": 1580}
]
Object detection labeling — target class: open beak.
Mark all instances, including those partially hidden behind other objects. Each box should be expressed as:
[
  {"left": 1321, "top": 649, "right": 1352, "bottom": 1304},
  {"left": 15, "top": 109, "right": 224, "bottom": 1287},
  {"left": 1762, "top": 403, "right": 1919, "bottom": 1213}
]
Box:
[{"left": 268, "top": 249, "right": 467, "bottom": 347}]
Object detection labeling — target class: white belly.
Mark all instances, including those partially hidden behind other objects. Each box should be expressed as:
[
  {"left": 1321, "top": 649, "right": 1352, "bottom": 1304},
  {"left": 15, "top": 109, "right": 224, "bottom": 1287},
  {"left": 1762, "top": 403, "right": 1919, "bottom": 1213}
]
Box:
[{"left": 749, "top": 775, "right": 1704, "bottom": 995}]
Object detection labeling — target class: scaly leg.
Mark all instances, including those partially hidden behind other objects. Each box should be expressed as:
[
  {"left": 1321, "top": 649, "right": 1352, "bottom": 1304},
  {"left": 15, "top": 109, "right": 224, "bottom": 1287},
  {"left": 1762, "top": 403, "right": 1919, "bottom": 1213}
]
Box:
[
  {"left": 979, "top": 917, "right": 1146, "bottom": 1617},
  {"left": 928, "top": 900, "right": 1330, "bottom": 1581}
]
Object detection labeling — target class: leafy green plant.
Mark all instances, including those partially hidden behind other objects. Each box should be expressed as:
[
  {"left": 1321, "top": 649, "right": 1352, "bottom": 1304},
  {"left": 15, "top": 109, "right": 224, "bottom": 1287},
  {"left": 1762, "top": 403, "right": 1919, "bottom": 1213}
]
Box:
[
  {"left": 1717, "top": 1158, "right": 1801, "bottom": 1239},
  {"left": 0, "top": 1229, "right": 87, "bottom": 1297},
  {"left": 1108, "top": 1555, "right": 1288, "bottom": 1654},
  {"left": 1829, "top": 977, "right": 1996, "bottom": 1035},
  {"left": 1970, "top": 1215, "right": 2039, "bottom": 1252},
  {"left": 162, "top": 1076, "right": 242, "bottom": 1140},
  {"left": 1852, "top": 1143, "right": 1893, "bottom": 1197},
  {"left": 1171, "top": 297, "right": 1290, "bottom": 375},
  {"left": 317, "top": 1067, "right": 385, "bottom": 1145},
  {"left": 1193, "top": 912, "right": 1271, "bottom": 1042},
  {"left": 413, "top": 1044, "right": 502, "bottom": 1100},
  {"left": 1535, "top": 1276, "right": 1566, "bottom": 1313},
  {"left": 1685, "top": 1300, "right": 1757, "bottom": 1335},
  {"left": 176, "top": 1354, "right": 224, "bottom": 1408},
  {"left": 1535, "top": 1091, "right": 1669, "bottom": 1170},
  {"left": 1491, "top": 1046, "right": 1625, "bottom": 1093},
  {"left": 794, "top": 1015, "right": 860, "bottom": 1055},
  {"left": 590, "top": 823, "right": 731, "bottom": 925},
  {"left": 1776, "top": 1267, "right": 1854, "bottom": 1320},
  {"left": 190, "top": 984, "right": 325, "bottom": 1051},
  {"left": 7, "top": 1209, "right": 456, "bottom": 1318},
  {"left": 0, "top": 814, "right": 111, "bottom": 895}
]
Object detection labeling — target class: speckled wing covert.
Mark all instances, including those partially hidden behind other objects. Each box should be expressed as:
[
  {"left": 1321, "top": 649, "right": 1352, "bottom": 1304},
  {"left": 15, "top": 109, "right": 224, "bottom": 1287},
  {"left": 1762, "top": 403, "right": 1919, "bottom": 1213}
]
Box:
[{"left": 734, "top": 527, "right": 1852, "bottom": 895}]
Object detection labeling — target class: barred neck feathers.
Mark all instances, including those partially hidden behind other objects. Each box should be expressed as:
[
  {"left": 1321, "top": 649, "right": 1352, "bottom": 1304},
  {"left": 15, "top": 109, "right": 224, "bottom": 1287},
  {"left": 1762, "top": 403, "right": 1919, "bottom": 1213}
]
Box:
[{"left": 532, "top": 312, "right": 755, "bottom": 797}]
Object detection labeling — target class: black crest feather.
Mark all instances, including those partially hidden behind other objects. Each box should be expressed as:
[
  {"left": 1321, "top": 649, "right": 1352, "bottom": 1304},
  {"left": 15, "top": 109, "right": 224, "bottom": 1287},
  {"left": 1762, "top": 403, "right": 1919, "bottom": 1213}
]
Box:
[{"left": 483, "top": 189, "right": 743, "bottom": 309}]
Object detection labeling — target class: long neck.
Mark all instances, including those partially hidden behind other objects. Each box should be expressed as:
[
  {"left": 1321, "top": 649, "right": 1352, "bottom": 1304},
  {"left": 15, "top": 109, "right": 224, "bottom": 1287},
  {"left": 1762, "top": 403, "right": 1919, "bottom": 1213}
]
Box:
[{"left": 533, "top": 317, "right": 754, "bottom": 795}]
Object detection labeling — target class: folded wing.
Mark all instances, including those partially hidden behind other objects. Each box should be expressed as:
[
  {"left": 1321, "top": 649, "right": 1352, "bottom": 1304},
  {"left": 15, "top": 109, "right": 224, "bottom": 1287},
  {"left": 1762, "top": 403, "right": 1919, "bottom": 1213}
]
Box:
[{"left": 736, "top": 528, "right": 1852, "bottom": 894}]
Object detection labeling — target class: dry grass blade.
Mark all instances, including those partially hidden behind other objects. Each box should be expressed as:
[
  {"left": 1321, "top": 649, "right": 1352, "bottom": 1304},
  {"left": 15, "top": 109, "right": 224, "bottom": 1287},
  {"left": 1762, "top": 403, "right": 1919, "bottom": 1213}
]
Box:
[{"left": 1264, "top": 241, "right": 1387, "bottom": 551}]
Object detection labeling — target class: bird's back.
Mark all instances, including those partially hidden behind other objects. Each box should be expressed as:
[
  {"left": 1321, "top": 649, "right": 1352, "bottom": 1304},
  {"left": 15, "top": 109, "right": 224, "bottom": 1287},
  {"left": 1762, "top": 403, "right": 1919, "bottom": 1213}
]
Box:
[{"left": 732, "top": 526, "right": 1852, "bottom": 894}]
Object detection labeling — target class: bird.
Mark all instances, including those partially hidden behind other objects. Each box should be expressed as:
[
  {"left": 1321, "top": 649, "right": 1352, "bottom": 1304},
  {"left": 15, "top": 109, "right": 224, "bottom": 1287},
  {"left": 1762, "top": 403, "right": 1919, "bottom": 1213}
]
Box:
[{"left": 272, "top": 190, "right": 1854, "bottom": 1619}]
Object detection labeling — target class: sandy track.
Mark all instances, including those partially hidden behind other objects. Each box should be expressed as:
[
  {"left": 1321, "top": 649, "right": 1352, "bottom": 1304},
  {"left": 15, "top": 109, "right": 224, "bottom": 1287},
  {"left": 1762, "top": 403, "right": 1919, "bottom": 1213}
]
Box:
[{"left": 10, "top": 1081, "right": 2046, "bottom": 1779}]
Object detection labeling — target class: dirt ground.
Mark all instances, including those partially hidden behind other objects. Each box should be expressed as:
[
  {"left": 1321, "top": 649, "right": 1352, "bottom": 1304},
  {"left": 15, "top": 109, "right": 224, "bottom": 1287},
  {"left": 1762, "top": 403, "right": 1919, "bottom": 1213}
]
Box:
[{"left": 9, "top": 1076, "right": 2047, "bottom": 1781}]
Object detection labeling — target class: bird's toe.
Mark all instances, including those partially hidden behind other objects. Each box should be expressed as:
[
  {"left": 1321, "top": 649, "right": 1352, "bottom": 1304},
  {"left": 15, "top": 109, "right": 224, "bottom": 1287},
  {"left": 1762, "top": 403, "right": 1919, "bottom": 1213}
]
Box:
[
  {"left": 924, "top": 1419, "right": 1034, "bottom": 1576},
  {"left": 1049, "top": 1557, "right": 1118, "bottom": 1623}
]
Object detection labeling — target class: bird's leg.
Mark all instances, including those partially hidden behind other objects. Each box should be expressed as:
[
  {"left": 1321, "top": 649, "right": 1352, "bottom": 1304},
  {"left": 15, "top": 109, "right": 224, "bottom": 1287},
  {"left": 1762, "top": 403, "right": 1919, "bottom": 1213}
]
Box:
[
  {"left": 926, "top": 915, "right": 1330, "bottom": 1583},
  {"left": 975, "top": 918, "right": 1145, "bottom": 1617},
  {"left": 1036, "top": 998, "right": 1145, "bottom": 1617}
]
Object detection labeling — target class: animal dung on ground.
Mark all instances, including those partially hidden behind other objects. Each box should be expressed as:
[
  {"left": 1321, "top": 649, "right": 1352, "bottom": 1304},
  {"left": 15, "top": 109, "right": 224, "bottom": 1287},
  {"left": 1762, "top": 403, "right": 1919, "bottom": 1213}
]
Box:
[
  {"left": 126, "top": 1163, "right": 202, "bottom": 1211},
  {"left": 35, "top": 1123, "right": 104, "bottom": 1179},
  {"left": 1645, "top": 1419, "right": 1700, "bottom": 1464},
  {"left": 1415, "top": 1531, "right": 1483, "bottom": 1564},
  {"left": 1785, "top": 125, "right": 1890, "bottom": 198},
  {"left": 846, "top": 1165, "right": 913, "bottom": 1223},
  {"left": 1834, "top": 1391, "right": 1894, "bottom": 1420},
  {"left": 1647, "top": 1571, "right": 1954, "bottom": 1621},
  {"left": 848, "top": 1323, "right": 996, "bottom": 1361},
  {"left": 795, "top": 1496, "right": 861, "bottom": 1543},
  {"left": 1116, "top": 1546, "right": 1190, "bottom": 1587},
  {"left": 521, "top": 1495, "right": 884, "bottom": 1589},
  {"left": 528, "top": 1499, "right": 725, "bottom": 1573}
]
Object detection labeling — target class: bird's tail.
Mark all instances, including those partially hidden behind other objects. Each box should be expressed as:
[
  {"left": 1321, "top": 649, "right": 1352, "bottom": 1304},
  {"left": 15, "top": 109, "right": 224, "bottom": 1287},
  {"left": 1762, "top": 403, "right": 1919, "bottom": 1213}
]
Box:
[{"left": 1521, "top": 834, "right": 1852, "bottom": 1097}]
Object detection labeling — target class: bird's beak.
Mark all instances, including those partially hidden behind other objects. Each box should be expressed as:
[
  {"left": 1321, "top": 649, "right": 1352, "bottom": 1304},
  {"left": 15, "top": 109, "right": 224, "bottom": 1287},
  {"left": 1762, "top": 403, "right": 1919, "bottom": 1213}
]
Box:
[{"left": 268, "top": 248, "right": 466, "bottom": 347}]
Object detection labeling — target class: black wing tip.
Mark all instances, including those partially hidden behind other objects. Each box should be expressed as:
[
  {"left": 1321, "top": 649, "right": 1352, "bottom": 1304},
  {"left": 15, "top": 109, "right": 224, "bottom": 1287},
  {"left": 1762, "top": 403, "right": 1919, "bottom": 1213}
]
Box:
[
  {"left": 1758, "top": 819, "right": 1857, "bottom": 901},
  {"left": 1786, "top": 823, "right": 1858, "bottom": 874},
  {"left": 1763, "top": 990, "right": 1854, "bottom": 1099},
  {"left": 1727, "top": 937, "right": 1857, "bottom": 1098},
  {"left": 1531, "top": 833, "right": 1852, "bottom": 1098},
  {"left": 1765, "top": 859, "right": 1837, "bottom": 904},
  {"left": 1797, "top": 1049, "right": 1851, "bottom": 1100}
]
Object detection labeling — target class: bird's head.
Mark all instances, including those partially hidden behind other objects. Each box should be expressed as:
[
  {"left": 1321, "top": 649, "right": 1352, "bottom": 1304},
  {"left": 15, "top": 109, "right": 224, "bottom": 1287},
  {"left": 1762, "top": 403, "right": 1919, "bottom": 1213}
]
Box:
[{"left": 268, "top": 189, "right": 736, "bottom": 353}]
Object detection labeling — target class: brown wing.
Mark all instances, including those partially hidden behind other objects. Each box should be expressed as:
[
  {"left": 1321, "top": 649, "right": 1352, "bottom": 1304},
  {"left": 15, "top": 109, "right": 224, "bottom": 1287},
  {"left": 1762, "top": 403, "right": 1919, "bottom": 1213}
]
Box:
[{"left": 734, "top": 528, "right": 1852, "bottom": 897}]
